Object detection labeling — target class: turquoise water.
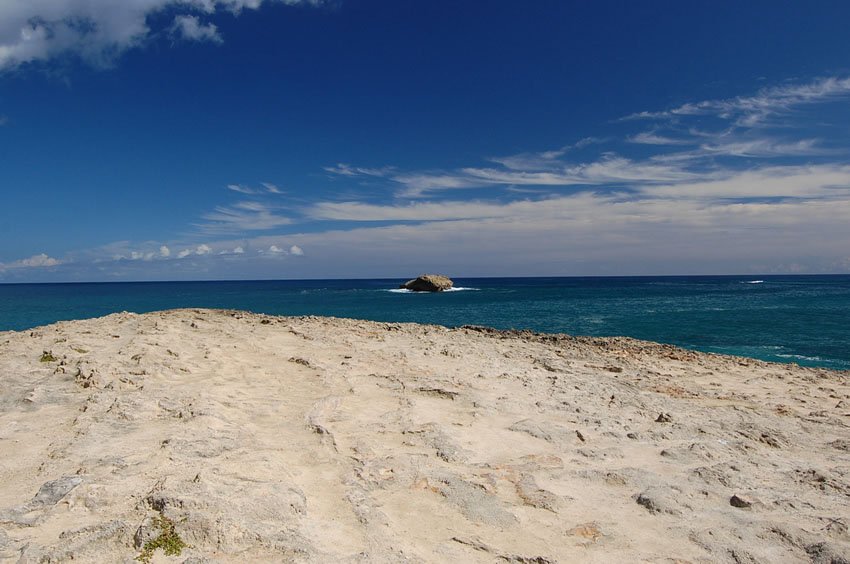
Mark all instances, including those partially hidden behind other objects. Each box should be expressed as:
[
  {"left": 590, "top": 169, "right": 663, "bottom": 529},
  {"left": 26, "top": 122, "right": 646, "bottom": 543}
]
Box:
[{"left": 1, "top": 275, "right": 848, "bottom": 370}]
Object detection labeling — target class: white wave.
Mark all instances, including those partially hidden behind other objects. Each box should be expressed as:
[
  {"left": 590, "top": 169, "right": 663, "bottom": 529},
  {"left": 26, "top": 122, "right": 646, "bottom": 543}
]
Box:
[
  {"left": 385, "top": 287, "right": 479, "bottom": 293},
  {"left": 776, "top": 353, "right": 827, "bottom": 362},
  {"left": 743, "top": 280, "right": 764, "bottom": 284}
]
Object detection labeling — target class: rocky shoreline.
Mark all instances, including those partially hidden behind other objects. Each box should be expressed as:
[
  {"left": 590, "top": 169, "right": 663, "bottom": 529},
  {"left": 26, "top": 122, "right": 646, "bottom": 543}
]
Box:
[{"left": 0, "top": 309, "right": 848, "bottom": 562}]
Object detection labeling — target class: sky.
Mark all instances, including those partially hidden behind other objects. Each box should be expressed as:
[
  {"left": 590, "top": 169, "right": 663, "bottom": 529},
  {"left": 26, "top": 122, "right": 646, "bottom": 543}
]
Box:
[{"left": 2, "top": 0, "right": 850, "bottom": 282}]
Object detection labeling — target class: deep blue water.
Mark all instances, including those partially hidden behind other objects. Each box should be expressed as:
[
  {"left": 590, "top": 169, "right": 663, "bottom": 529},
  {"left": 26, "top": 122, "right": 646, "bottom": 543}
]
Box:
[{"left": 1, "top": 276, "right": 848, "bottom": 370}]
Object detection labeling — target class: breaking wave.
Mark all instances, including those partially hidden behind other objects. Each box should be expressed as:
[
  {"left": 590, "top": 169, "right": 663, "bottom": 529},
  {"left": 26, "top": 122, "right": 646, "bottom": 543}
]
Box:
[{"left": 386, "top": 287, "right": 480, "bottom": 293}]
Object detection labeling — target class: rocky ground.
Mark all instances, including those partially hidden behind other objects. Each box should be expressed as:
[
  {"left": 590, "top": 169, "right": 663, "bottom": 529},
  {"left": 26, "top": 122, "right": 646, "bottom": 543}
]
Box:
[{"left": 0, "top": 309, "right": 848, "bottom": 563}]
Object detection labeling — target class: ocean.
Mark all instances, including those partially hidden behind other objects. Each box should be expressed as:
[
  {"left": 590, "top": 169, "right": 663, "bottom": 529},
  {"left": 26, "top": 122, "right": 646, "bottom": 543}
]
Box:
[{"left": 1, "top": 275, "right": 848, "bottom": 370}]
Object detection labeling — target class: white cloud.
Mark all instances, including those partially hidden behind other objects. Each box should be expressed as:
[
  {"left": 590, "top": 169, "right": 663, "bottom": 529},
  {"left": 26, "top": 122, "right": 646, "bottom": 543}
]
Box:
[
  {"left": 0, "top": 0, "right": 322, "bottom": 70},
  {"left": 227, "top": 182, "right": 283, "bottom": 195},
  {"left": 330, "top": 78, "right": 850, "bottom": 200},
  {"left": 466, "top": 155, "right": 701, "bottom": 185},
  {"left": 262, "top": 182, "right": 282, "bottom": 194},
  {"left": 696, "top": 138, "right": 826, "bottom": 158},
  {"left": 239, "top": 184, "right": 850, "bottom": 276},
  {"left": 324, "top": 163, "right": 394, "bottom": 177},
  {"left": 258, "top": 244, "right": 300, "bottom": 256},
  {"left": 0, "top": 253, "right": 62, "bottom": 271},
  {"left": 308, "top": 165, "right": 850, "bottom": 225},
  {"left": 645, "top": 136, "right": 836, "bottom": 165},
  {"left": 488, "top": 150, "right": 569, "bottom": 171},
  {"left": 176, "top": 244, "right": 212, "bottom": 258},
  {"left": 19, "top": 253, "right": 61, "bottom": 267},
  {"left": 226, "top": 183, "right": 258, "bottom": 194},
  {"left": 372, "top": 154, "right": 708, "bottom": 198},
  {"left": 160, "top": 245, "right": 171, "bottom": 257},
  {"left": 129, "top": 251, "right": 156, "bottom": 261},
  {"left": 295, "top": 162, "right": 850, "bottom": 273},
  {"left": 624, "top": 76, "right": 850, "bottom": 127},
  {"left": 391, "top": 173, "right": 481, "bottom": 197},
  {"left": 628, "top": 131, "right": 693, "bottom": 145},
  {"left": 170, "top": 15, "right": 222, "bottom": 44},
  {"left": 200, "top": 201, "right": 291, "bottom": 232},
  {"left": 311, "top": 200, "right": 512, "bottom": 222},
  {"left": 9, "top": 74, "right": 850, "bottom": 280},
  {"left": 645, "top": 165, "right": 850, "bottom": 200},
  {"left": 488, "top": 138, "right": 606, "bottom": 171},
  {"left": 18, "top": 158, "right": 850, "bottom": 278}
]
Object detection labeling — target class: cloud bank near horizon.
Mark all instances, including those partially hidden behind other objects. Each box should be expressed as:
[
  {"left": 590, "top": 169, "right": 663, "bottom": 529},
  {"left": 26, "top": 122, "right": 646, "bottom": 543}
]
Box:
[{"left": 3, "top": 74, "right": 850, "bottom": 281}]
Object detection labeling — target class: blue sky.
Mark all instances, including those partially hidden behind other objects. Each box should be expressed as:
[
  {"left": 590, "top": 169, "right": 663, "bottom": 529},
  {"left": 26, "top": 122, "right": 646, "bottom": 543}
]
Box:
[{"left": 2, "top": 1, "right": 850, "bottom": 281}]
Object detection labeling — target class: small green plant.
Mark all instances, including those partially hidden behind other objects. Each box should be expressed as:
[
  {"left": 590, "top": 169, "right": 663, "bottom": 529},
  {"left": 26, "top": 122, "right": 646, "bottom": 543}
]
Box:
[
  {"left": 40, "top": 351, "right": 57, "bottom": 363},
  {"left": 136, "top": 515, "right": 189, "bottom": 563}
]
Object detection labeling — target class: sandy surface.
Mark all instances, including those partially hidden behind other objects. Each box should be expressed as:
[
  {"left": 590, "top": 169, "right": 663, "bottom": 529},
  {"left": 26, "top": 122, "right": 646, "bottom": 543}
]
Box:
[{"left": 0, "top": 308, "right": 848, "bottom": 563}]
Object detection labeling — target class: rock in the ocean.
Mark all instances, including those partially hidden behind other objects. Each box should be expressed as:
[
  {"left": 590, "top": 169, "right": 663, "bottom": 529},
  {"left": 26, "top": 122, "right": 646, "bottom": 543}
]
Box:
[{"left": 400, "top": 274, "right": 454, "bottom": 292}]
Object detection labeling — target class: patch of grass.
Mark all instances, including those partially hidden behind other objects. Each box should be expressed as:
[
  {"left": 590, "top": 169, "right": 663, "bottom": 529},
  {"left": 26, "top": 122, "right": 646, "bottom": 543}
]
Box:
[
  {"left": 136, "top": 515, "right": 189, "bottom": 563},
  {"left": 40, "top": 351, "right": 57, "bottom": 363}
]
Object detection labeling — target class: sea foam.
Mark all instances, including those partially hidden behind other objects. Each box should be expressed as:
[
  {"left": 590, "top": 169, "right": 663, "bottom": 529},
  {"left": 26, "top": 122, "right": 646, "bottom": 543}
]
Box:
[{"left": 386, "top": 287, "right": 479, "bottom": 293}]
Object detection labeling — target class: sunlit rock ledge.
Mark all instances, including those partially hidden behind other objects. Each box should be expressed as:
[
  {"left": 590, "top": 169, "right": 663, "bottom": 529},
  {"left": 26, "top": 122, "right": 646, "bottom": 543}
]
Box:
[{"left": 0, "top": 309, "right": 848, "bottom": 563}]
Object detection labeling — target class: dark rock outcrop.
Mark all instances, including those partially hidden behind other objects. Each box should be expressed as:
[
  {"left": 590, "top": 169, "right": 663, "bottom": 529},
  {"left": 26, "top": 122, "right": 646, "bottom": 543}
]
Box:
[{"left": 400, "top": 274, "right": 454, "bottom": 292}]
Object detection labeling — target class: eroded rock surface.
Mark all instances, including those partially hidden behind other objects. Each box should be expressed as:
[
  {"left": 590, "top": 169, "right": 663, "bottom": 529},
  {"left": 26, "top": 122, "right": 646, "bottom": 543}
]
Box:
[
  {"left": 399, "top": 274, "right": 454, "bottom": 292},
  {"left": 0, "top": 309, "right": 848, "bottom": 562}
]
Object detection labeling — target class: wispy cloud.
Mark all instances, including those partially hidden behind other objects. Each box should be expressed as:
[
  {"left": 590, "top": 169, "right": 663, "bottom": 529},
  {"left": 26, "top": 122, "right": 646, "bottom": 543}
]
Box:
[
  {"left": 276, "top": 183, "right": 850, "bottom": 276},
  {"left": 624, "top": 76, "right": 850, "bottom": 127},
  {"left": 488, "top": 137, "right": 607, "bottom": 170},
  {"left": 696, "top": 138, "right": 829, "bottom": 158},
  {"left": 16, "top": 159, "right": 850, "bottom": 279},
  {"left": 310, "top": 164, "right": 850, "bottom": 222},
  {"left": 0, "top": 0, "right": 323, "bottom": 71},
  {"left": 261, "top": 182, "right": 283, "bottom": 194},
  {"left": 644, "top": 164, "right": 850, "bottom": 200},
  {"left": 646, "top": 138, "right": 834, "bottom": 164},
  {"left": 200, "top": 201, "right": 292, "bottom": 232},
  {"left": 9, "top": 75, "right": 850, "bottom": 280},
  {"left": 310, "top": 200, "right": 511, "bottom": 222},
  {"left": 326, "top": 77, "right": 850, "bottom": 199},
  {"left": 325, "top": 153, "right": 711, "bottom": 199},
  {"left": 324, "top": 163, "right": 395, "bottom": 177},
  {"left": 226, "top": 183, "right": 283, "bottom": 195},
  {"left": 628, "top": 131, "right": 693, "bottom": 146}
]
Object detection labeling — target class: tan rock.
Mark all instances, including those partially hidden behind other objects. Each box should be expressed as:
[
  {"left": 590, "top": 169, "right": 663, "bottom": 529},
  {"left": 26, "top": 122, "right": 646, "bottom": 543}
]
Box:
[
  {"left": 399, "top": 274, "right": 454, "bottom": 292},
  {"left": 0, "top": 308, "right": 848, "bottom": 563}
]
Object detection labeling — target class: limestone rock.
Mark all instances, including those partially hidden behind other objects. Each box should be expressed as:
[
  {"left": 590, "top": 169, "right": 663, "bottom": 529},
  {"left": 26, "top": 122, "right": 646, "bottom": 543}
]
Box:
[
  {"left": 399, "top": 274, "right": 454, "bottom": 292},
  {"left": 32, "top": 476, "right": 83, "bottom": 507},
  {"left": 1, "top": 308, "right": 849, "bottom": 562}
]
